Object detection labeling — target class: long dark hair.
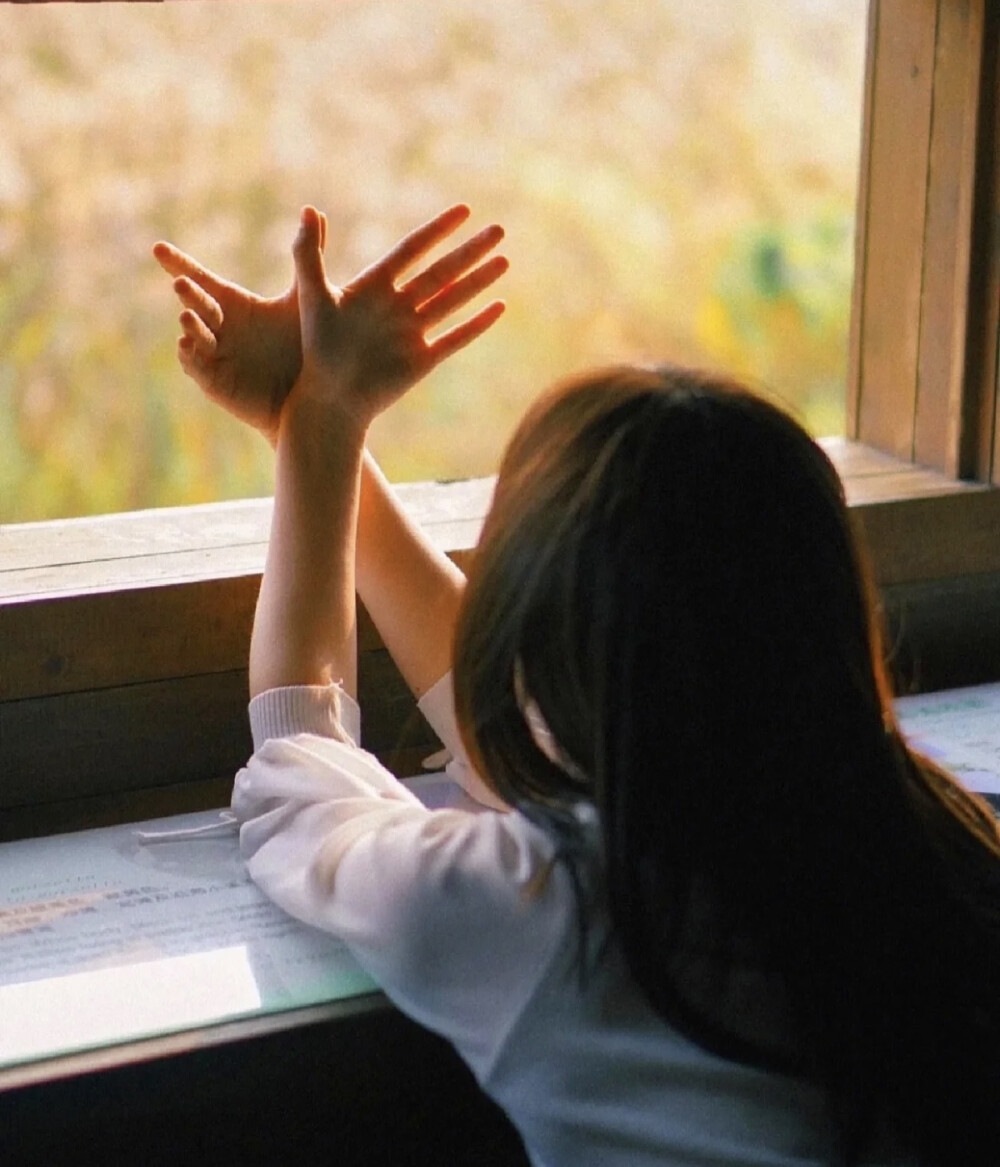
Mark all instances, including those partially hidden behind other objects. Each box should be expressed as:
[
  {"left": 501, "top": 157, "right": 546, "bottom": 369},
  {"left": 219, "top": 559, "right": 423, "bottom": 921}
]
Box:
[{"left": 452, "top": 365, "right": 1000, "bottom": 1165}]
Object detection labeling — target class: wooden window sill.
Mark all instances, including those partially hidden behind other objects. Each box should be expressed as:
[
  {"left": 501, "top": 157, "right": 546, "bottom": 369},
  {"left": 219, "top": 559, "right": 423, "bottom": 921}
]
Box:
[
  {"left": 2, "top": 445, "right": 999, "bottom": 840},
  {"left": 2, "top": 442, "right": 998, "bottom": 610},
  {"left": 819, "top": 438, "right": 1000, "bottom": 584}
]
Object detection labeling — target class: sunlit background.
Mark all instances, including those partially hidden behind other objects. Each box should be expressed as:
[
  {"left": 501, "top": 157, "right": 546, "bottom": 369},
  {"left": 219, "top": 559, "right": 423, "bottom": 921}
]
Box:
[{"left": 0, "top": 0, "right": 867, "bottom": 522}]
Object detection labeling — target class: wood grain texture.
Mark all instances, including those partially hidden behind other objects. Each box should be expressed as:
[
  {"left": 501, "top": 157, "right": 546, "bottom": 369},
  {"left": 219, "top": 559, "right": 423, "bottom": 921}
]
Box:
[
  {"left": 0, "top": 656, "right": 441, "bottom": 821},
  {"left": 883, "top": 570, "right": 1000, "bottom": 692},
  {"left": 850, "top": 0, "right": 1000, "bottom": 478},
  {"left": 0, "top": 482, "right": 492, "bottom": 703},
  {"left": 0, "top": 576, "right": 259, "bottom": 702},
  {"left": 0, "top": 574, "right": 403, "bottom": 703},
  {"left": 843, "top": 467, "right": 976, "bottom": 504},
  {"left": 855, "top": 486, "right": 1000, "bottom": 584},
  {"left": 0, "top": 498, "right": 271, "bottom": 576},
  {"left": 913, "top": 0, "right": 984, "bottom": 473},
  {"left": 0, "top": 775, "right": 235, "bottom": 844},
  {"left": 855, "top": 0, "right": 939, "bottom": 457},
  {"left": 979, "top": 8, "right": 1000, "bottom": 483},
  {"left": 2, "top": 463, "right": 998, "bottom": 839},
  {"left": 0, "top": 670, "right": 253, "bottom": 809},
  {"left": 818, "top": 436, "right": 913, "bottom": 478},
  {"left": 846, "top": 0, "right": 880, "bottom": 439},
  {"left": 0, "top": 478, "right": 493, "bottom": 592}
]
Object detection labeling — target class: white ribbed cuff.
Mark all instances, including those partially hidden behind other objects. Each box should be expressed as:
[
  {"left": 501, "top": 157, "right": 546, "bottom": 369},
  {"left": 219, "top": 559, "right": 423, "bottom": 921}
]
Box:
[
  {"left": 248, "top": 684, "right": 361, "bottom": 751},
  {"left": 417, "top": 672, "right": 510, "bottom": 812},
  {"left": 416, "top": 671, "right": 462, "bottom": 753}
]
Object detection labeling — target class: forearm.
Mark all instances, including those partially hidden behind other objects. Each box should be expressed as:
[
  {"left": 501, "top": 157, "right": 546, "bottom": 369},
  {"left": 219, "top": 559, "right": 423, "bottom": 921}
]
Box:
[
  {"left": 357, "top": 451, "right": 465, "bottom": 698},
  {"left": 250, "top": 388, "right": 366, "bottom": 699},
  {"left": 248, "top": 200, "right": 504, "bottom": 703}
]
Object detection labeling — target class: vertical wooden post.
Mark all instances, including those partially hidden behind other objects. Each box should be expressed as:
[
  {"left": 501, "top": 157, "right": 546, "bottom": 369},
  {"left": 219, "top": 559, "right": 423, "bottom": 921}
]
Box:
[
  {"left": 849, "top": 0, "right": 938, "bottom": 459},
  {"left": 848, "top": 0, "right": 999, "bottom": 481}
]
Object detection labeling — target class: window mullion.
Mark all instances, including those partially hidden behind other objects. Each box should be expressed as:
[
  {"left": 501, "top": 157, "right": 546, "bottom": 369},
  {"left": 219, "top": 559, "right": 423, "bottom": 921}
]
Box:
[
  {"left": 980, "top": 18, "right": 1000, "bottom": 485},
  {"left": 913, "top": 0, "right": 987, "bottom": 476},
  {"left": 850, "top": 0, "right": 939, "bottom": 461},
  {"left": 850, "top": 0, "right": 1000, "bottom": 482}
]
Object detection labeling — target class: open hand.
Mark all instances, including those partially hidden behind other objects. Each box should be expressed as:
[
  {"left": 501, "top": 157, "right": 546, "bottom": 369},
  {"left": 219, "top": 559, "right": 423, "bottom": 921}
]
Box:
[
  {"left": 152, "top": 228, "right": 320, "bottom": 446},
  {"left": 290, "top": 203, "right": 507, "bottom": 430}
]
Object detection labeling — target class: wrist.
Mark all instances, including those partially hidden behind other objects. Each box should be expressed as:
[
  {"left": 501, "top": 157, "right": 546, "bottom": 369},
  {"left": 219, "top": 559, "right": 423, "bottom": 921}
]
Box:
[{"left": 281, "top": 373, "right": 370, "bottom": 451}]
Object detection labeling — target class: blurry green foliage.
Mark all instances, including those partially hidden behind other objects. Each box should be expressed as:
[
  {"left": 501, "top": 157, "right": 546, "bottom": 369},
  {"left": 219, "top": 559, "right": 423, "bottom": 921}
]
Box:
[
  {"left": 0, "top": 0, "right": 866, "bottom": 522},
  {"left": 698, "top": 211, "right": 855, "bottom": 436}
]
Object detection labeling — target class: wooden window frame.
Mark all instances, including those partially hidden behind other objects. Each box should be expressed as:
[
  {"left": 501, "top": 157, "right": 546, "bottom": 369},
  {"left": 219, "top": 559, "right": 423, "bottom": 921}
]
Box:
[
  {"left": 849, "top": 0, "right": 1000, "bottom": 479},
  {"left": 3, "top": 0, "right": 1000, "bottom": 845}
]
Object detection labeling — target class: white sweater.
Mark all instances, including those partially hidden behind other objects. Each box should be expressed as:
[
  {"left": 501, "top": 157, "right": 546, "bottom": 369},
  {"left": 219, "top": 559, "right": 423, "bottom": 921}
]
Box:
[{"left": 232, "top": 675, "right": 905, "bottom": 1167}]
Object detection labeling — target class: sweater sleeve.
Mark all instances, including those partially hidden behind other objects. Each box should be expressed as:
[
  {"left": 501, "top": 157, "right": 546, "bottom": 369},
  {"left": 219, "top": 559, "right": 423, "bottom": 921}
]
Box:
[
  {"left": 417, "top": 672, "right": 511, "bottom": 812},
  {"left": 248, "top": 682, "right": 362, "bottom": 750},
  {"left": 232, "top": 684, "right": 570, "bottom": 1081}
]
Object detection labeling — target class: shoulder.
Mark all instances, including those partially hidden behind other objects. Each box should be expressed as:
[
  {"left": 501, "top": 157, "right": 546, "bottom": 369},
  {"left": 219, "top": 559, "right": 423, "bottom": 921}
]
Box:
[
  {"left": 332, "top": 803, "right": 569, "bottom": 951},
  {"left": 333, "top": 804, "right": 582, "bottom": 1078}
]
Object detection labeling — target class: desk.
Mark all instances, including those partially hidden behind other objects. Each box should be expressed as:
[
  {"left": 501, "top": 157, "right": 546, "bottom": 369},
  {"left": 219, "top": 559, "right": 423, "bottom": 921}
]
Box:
[
  {"left": 2, "top": 685, "right": 999, "bottom": 1164},
  {"left": 0, "top": 778, "right": 528, "bottom": 1166},
  {"left": 896, "top": 681, "right": 1000, "bottom": 812}
]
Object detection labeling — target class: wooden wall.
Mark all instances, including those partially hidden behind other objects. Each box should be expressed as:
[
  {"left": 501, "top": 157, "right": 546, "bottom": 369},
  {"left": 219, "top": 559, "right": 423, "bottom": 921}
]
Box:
[
  {"left": 3, "top": 458, "right": 1000, "bottom": 842},
  {"left": 0, "top": 480, "right": 490, "bottom": 840}
]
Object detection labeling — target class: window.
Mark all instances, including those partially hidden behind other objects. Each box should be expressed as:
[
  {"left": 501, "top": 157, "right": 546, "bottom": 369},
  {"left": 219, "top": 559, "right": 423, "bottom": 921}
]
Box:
[
  {"left": 2, "top": 0, "right": 867, "bottom": 522},
  {"left": 3, "top": 0, "right": 1000, "bottom": 843}
]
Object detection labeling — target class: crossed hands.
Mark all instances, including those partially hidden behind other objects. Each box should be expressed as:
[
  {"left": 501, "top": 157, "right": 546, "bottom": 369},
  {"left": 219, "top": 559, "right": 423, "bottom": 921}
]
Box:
[{"left": 153, "top": 204, "right": 508, "bottom": 444}]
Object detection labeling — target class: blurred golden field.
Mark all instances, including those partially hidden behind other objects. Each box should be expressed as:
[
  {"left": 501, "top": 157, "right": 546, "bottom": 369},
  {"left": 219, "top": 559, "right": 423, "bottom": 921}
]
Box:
[{"left": 0, "top": 0, "right": 867, "bottom": 522}]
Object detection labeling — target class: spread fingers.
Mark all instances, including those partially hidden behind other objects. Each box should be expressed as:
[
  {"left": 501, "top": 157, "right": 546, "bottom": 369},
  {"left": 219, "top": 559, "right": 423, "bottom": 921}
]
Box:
[
  {"left": 402, "top": 224, "right": 504, "bottom": 308},
  {"left": 174, "top": 277, "right": 224, "bottom": 332},
  {"left": 153, "top": 241, "right": 227, "bottom": 299},
  {"left": 417, "top": 255, "right": 510, "bottom": 327},
  {"left": 427, "top": 299, "right": 506, "bottom": 366},
  {"left": 354, "top": 204, "right": 472, "bottom": 288},
  {"left": 179, "top": 308, "right": 218, "bottom": 356}
]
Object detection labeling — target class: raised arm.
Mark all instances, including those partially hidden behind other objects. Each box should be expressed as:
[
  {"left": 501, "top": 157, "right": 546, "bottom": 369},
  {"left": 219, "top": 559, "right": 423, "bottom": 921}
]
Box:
[
  {"left": 154, "top": 209, "right": 506, "bottom": 697},
  {"left": 249, "top": 205, "right": 505, "bottom": 699},
  {"left": 356, "top": 451, "right": 466, "bottom": 696}
]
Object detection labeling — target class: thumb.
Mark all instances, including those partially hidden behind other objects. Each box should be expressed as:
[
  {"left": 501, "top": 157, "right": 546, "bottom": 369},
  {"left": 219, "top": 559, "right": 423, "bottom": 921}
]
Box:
[{"left": 291, "top": 206, "right": 328, "bottom": 318}]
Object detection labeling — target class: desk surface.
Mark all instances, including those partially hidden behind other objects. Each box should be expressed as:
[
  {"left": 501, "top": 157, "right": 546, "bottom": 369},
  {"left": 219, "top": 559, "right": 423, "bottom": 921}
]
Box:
[
  {"left": 0, "top": 772, "right": 475, "bottom": 1089},
  {"left": 2, "top": 687, "right": 999, "bottom": 1090},
  {"left": 0, "top": 808, "right": 376, "bottom": 1082},
  {"left": 895, "top": 680, "right": 1000, "bottom": 807}
]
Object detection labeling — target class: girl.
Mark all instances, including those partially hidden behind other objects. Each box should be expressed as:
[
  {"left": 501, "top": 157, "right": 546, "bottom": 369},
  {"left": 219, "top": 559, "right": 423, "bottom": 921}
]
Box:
[{"left": 155, "top": 205, "right": 1000, "bottom": 1166}]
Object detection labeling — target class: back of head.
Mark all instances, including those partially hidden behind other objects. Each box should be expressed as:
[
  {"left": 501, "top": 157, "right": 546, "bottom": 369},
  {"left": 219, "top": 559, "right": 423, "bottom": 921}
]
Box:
[{"left": 453, "top": 364, "right": 1000, "bottom": 1165}]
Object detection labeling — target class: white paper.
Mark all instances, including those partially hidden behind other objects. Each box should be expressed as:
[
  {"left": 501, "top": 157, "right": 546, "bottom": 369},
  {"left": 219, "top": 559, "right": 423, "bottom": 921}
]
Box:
[
  {"left": 0, "top": 773, "right": 474, "bottom": 1072},
  {"left": 0, "top": 809, "right": 376, "bottom": 1070},
  {"left": 896, "top": 681, "right": 1000, "bottom": 799}
]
